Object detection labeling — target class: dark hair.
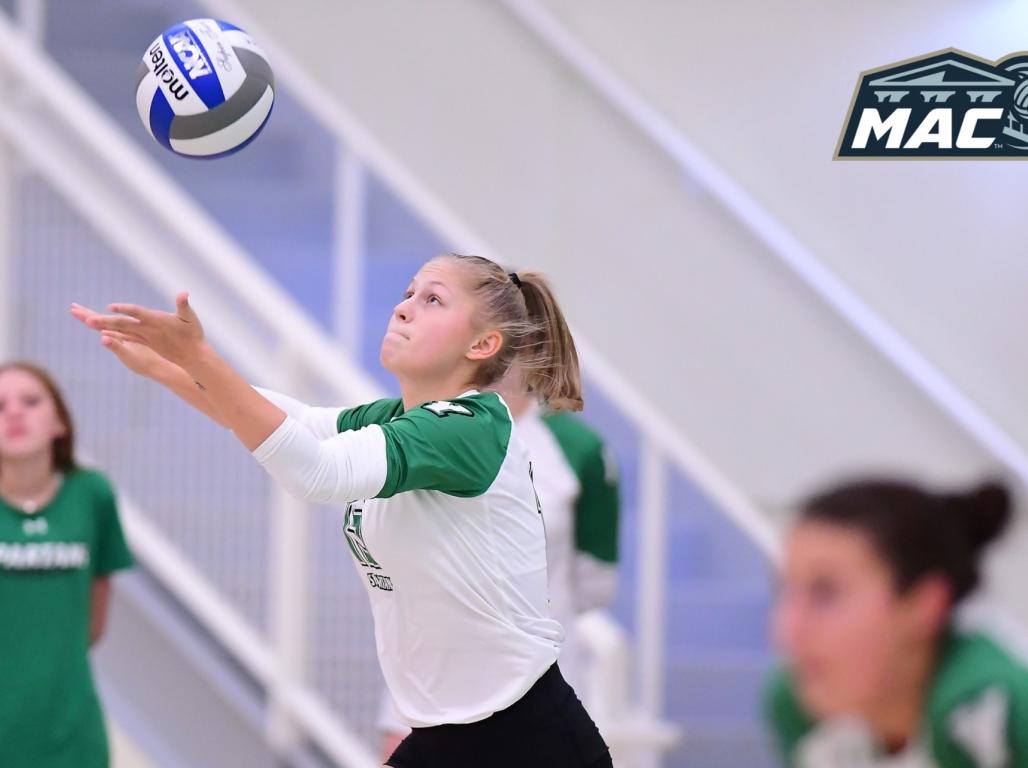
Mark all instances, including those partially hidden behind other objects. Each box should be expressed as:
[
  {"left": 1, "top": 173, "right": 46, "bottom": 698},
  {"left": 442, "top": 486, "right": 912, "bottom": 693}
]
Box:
[
  {"left": 440, "top": 253, "right": 583, "bottom": 411},
  {"left": 0, "top": 361, "right": 78, "bottom": 473},
  {"left": 800, "top": 477, "right": 1012, "bottom": 604}
]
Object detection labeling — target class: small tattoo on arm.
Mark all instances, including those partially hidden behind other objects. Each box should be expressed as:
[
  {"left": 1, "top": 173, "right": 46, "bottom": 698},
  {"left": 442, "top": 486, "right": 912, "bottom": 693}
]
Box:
[{"left": 194, "top": 380, "right": 207, "bottom": 392}]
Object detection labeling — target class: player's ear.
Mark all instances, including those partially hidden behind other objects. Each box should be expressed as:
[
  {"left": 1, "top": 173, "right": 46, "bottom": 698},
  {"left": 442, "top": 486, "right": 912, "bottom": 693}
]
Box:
[
  {"left": 902, "top": 573, "right": 951, "bottom": 641},
  {"left": 466, "top": 330, "right": 502, "bottom": 362}
]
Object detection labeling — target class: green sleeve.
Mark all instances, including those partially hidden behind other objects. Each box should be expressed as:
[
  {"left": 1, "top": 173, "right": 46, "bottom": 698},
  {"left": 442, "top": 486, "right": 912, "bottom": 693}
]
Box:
[
  {"left": 927, "top": 632, "right": 1028, "bottom": 767},
  {"left": 543, "top": 413, "right": 620, "bottom": 563},
  {"left": 336, "top": 398, "right": 405, "bottom": 433},
  {"left": 764, "top": 668, "right": 813, "bottom": 766},
  {"left": 1009, "top": 678, "right": 1028, "bottom": 765},
  {"left": 375, "top": 394, "right": 512, "bottom": 498},
  {"left": 87, "top": 471, "right": 134, "bottom": 577}
]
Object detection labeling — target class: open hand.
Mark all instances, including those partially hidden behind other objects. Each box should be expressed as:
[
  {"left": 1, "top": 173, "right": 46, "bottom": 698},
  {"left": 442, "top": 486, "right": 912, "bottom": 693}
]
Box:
[
  {"left": 71, "top": 292, "right": 207, "bottom": 370},
  {"left": 71, "top": 302, "right": 175, "bottom": 378}
]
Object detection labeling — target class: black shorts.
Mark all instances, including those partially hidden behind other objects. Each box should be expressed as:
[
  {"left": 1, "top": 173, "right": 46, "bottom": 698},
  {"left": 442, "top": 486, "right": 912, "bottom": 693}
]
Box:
[{"left": 385, "top": 664, "right": 612, "bottom": 768}]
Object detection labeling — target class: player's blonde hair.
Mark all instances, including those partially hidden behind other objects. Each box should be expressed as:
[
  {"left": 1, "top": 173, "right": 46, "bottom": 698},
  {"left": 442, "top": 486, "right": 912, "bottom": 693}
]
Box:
[{"left": 439, "top": 253, "right": 583, "bottom": 411}]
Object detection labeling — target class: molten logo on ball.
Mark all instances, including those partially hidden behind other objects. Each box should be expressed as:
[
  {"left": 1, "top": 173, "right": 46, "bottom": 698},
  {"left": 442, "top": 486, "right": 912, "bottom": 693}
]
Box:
[
  {"left": 836, "top": 48, "right": 1028, "bottom": 158},
  {"left": 147, "top": 42, "right": 191, "bottom": 102}
]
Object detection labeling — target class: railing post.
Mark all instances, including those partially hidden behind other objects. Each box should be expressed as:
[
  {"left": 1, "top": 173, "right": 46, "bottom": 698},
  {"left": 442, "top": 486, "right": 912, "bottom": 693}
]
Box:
[
  {"left": 334, "top": 144, "right": 366, "bottom": 359},
  {"left": 266, "top": 350, "right": 311, "bottom": 755},
  {"left": 0, "top": 46, "right": 13, "bottom": 364},
  {"left": 636, "top": 437, "right": 669, "bottom": 768}
]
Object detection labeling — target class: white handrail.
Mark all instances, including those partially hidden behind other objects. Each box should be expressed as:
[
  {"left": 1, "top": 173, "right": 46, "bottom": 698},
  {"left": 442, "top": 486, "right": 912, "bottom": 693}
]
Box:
[
  {"left": 0, "top": 128, "right": 13, "bottom": 363},
  {"left": 193, "top": 0, "right": 781, "bottom": 560},
  {"left": 498, "top": 0, "right": 1028, "bottom": 486}
]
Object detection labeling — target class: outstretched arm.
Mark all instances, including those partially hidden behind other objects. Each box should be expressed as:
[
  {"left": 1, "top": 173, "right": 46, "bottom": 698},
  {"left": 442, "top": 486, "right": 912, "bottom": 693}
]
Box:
[
  {"left": 75, "top": 293, "right": 285, "bottom": 450},
  {"left": 73, "top": 293, "right": 382, "bottom": 503},
  {"left": 73, "top": 301, "right": 342, "bottom": 438}
]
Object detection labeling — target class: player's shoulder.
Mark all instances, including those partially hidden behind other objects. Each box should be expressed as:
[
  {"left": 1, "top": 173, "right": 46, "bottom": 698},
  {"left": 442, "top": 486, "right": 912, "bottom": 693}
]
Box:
[
  {"left": 336, "top": 397, "right": 405, "bottom": 433},
  {"left": 542, "top": 410, "right": 603, "bottom": 450},
  {"left": 376, "top": 392, "right": 513, "bottom": 498},
  {"left": 65, "top": 466, "right": 116, "bottom": 499},
  {"left": 928, "top": 630, "right": 1028, "bottom": 763},
  {"left": 930, "top": 630, "right": 1028, "bottom": 713},
  {"left": 764, "top": 667, "right": 816, "bottom": 754},
  {"left": 541, "top": 410, "right": 614, "bottom": 482},
  {"left": 401, "top": 391, "right": 512, "bottom": 437}
]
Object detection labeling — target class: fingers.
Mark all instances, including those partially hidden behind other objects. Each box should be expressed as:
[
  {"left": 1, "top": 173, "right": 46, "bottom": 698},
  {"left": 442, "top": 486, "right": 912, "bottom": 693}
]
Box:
[
  {"left": 175, "top": 291, "right": 198, "bottom": 323},
  {"left": 107, "top": 302, "right": 163, "bottom": 322},
  {"left": 70, "top": 303, "right": 100, "bottom": 325},
  {"left": 85, "top": 313, "right": 144, "bottom": 334},
  {"left": 100, "top": 329, "right": 147, "bottom": 344}
]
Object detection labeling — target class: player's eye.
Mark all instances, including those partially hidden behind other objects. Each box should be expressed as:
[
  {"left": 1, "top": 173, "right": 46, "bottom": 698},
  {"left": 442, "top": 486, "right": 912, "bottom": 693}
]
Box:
[
  {"left": 23, "top": 396, "right": 41, "bottom": 408},
  {"left": 403, "top": 289, "right": 414, "bottom": 300},
  {"left": 808, "top": 578, "right": 840, "bottom": 608},
  {"left": 427, "top": 294, "right": 441, "bottom": 305}
]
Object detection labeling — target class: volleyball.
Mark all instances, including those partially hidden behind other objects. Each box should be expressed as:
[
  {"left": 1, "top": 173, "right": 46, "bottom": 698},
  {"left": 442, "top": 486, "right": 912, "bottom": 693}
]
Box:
[{"left": 135, "top": 19, "right": 275, "bottom": 158}]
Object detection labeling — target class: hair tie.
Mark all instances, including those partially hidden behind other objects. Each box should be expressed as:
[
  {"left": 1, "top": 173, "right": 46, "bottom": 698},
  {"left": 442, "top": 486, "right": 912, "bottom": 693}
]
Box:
[{"left": 508, "top": 272, "right": 523, "bottom": 289}]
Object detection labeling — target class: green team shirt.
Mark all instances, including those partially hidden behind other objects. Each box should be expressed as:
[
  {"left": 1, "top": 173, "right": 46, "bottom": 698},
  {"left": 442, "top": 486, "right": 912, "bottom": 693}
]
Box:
[
  {"left": 0, "top": 468, "right": 134, "bottom": 768},
  {"left": 540, "top": 411, "right": 620, "bottom": 566},
  {"left": 766, "top": 631, "right": 1028, "bottom": 767}
]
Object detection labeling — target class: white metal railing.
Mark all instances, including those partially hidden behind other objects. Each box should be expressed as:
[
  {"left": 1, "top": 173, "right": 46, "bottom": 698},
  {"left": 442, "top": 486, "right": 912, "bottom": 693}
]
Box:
[
  {"left": 0, "top": 5, "right": 781, "bottom": 766},
  {"left": 499, "top": 0, "right": 1028, "bottom": 488}
]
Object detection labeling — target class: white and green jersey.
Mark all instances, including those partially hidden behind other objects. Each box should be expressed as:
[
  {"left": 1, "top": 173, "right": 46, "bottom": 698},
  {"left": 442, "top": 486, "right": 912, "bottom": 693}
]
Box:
[
  {"left": 766, "top": 613, "right": 1028, "bottom": 768},
  {"left": 253, "top": 389, "right": 563, "bottom": 727}
]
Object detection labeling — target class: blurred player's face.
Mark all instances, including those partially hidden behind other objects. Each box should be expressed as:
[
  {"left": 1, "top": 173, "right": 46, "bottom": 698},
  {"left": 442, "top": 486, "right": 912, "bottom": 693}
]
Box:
[
  {"left": 381, "top": 260, "right": 484, "bottom": 383},
  {"left": 772, "top": 522, "right": 935, "bottom": 720},
  {"left": 0, "top": 368, "right": 66, "bottom": 464}
]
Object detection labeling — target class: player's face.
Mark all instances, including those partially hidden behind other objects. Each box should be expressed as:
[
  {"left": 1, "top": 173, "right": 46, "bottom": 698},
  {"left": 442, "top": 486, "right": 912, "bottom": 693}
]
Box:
[
  {"left": 0, "top": 369, "right": 66, "bottom": 463},
  {"left": 380, "top": 261, "right": 482, "bottom": 381},
  {"left": 772, "top": 521, "right": 925, "bottom": 720}
]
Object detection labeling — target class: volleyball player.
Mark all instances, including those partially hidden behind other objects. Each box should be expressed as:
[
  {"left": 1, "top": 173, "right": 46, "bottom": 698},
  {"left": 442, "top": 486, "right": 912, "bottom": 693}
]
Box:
[
  {"left": 378, "top": 363, "right": 621, "bottom": 759},
  {"left": 767, "top": 477, "right": 1028, "bottom": 767},
  {"left": 72, "top": 253, "right": 613, "bottom": 768},
  {"left": 0, "top": 362, "right": 134, "bottom": 768}
]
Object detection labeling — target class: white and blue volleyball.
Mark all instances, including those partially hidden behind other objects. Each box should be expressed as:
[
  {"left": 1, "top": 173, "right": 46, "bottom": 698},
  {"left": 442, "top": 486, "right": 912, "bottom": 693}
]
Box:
[{"left": 135, "top": 19, "right": 274, "bottom": 158}]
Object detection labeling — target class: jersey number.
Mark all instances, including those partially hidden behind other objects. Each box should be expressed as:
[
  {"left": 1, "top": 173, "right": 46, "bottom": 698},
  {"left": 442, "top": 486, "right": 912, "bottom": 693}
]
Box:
[
  {"left": 344, "top": 503, "right": 381, "bottom": 570},
  {"left": 421, "top": 401, "right": 473, "bottom": 418}
]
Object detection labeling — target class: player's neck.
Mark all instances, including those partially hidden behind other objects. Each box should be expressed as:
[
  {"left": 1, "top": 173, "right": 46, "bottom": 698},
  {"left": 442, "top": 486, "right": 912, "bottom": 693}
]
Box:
[
  {"left": 499, "top": 390, "right": 536, "bottom": 420},
  {"left": 0, "top": 451, "right": 58, "bottom": 499},
  {"left": 865, "top": 644, "right": 937, "bottom": 753},
  {"left": 399, "top": 375, "right": 478, "bottom": 412}
]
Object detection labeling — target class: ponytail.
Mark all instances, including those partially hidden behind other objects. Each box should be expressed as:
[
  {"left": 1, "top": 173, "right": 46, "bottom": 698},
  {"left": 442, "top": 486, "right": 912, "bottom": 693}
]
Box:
[
  {"left": 517, "top": 271, "right": 583, "bottom": 411},
  {"left": 441, "top": 254, "right": 583, "bottom": 411}
]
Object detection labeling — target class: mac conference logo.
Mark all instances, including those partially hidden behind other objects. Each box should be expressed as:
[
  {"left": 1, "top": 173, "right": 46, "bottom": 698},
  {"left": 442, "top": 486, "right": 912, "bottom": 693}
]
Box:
[{"left": 836, "top": 48, "right": 1028, "bottom": 158}]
